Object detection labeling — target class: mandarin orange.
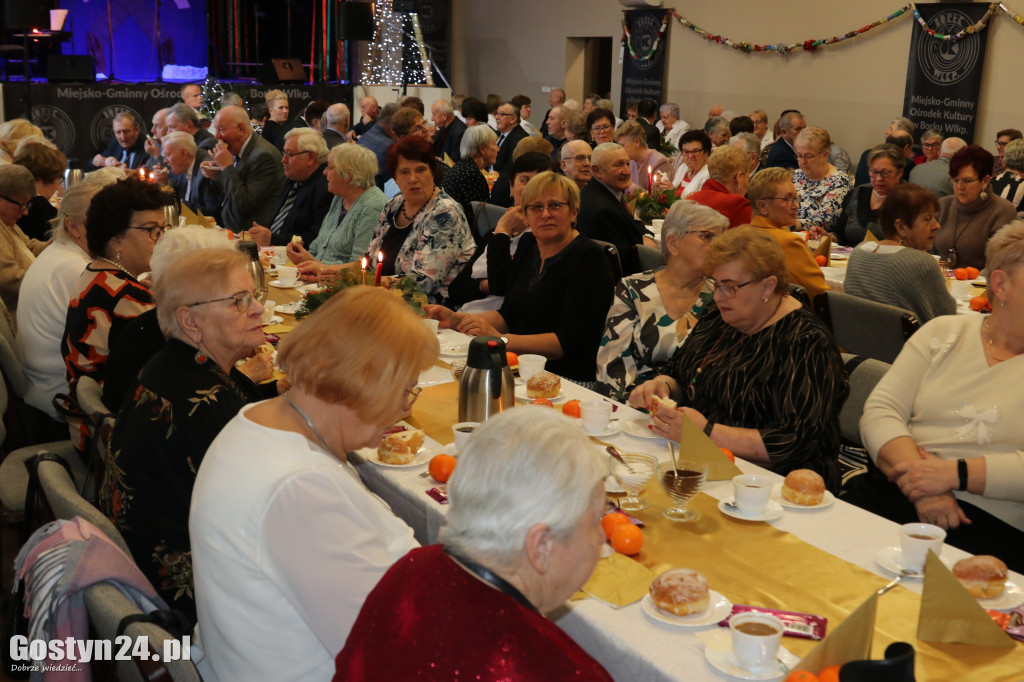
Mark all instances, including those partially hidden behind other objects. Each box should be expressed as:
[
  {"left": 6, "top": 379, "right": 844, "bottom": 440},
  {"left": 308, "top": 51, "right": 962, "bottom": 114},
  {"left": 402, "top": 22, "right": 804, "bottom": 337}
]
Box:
[
  {"left": 966, "top": 266, "right": 980, "bottom": 279},
  {"left": 601, "top": 512, "right": 631, "bottom": 539},
  {"left": 954, "top": 267, "right": 969, "bottom": 280},
  {"left": 814, "top": 254, "right": 827, "bottom": 267},
  {"left": 506, "top": 351, "right": 518, "bottom": 368},
  {"left": 428, "top": 454, "right": 457, "bottom": 483},
  {"left": 784, "top": 672, "right": 819, "bottom": 682},
  {"left": 562, "top": 399, "right": 582, "bottom": 418},
  {"left": 531, "top": 398, "right": 554, "bottom": 407},
  {"left": 817, "top": 665, "right": 840, "bottom": 682},
  {"left": 610, "top": 523, "right": 644, "bottom": 555}
]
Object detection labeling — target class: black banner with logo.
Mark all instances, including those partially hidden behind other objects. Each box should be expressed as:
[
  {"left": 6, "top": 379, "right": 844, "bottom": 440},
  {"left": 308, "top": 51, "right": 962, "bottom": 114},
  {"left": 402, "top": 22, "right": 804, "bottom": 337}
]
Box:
[
  {"left": 903, "top": 3, "right": 990, "bottom": 143},
  {"left": 2, "top": 83, "right": 349, "bottom": 168},
  {"left": 619, "top": 9, "right": 671, "bottom": 117}
]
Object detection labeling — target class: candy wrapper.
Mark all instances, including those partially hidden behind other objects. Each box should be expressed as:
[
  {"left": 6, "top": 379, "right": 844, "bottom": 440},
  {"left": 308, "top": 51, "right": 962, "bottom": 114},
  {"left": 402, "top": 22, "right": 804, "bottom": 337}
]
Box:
[
  {"left": 988, "top": 607, "right": 1024, "bottom": 642},
  {"left": 719, "top": 604, "right": 827, "bottom": 640}
]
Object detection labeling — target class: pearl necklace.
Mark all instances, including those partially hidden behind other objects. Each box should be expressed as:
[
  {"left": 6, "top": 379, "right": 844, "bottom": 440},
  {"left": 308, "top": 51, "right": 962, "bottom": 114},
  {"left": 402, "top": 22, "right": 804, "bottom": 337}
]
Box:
[{"left": 97, "top": 257, "right": 136, "bottom": 278}]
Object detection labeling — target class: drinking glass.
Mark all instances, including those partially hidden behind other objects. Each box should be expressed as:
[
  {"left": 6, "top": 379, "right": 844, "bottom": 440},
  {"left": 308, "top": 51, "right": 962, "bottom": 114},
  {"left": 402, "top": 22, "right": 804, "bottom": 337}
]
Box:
[
  {"left": 608, "top": 453, "right": 659, "bottom": 511},
  {"left": 659, "top": 459, "right": 706, "bottom": 522}
]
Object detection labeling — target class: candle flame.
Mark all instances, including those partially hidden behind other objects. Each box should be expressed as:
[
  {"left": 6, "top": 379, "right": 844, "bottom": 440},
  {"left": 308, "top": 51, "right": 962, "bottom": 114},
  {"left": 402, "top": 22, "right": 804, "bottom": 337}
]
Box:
[
  {"left": 361, "top": 256, "right": 368, "bottom": 269},
  {"left": 377, "top": 250, "right": 384, "bottom": 262}
]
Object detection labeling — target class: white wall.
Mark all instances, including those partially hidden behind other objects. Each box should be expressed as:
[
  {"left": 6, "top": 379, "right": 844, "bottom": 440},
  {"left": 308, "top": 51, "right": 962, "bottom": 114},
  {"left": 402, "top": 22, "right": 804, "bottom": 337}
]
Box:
[{"left": 449, "top": 0, "right": 1024, "bottom": 159}]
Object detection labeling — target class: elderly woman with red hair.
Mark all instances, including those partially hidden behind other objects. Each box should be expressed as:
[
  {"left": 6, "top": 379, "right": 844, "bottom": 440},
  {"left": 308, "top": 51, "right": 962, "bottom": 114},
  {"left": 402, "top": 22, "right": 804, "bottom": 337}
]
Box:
[{"left": 365, "top": 136, "right": 474, "bottom": 304}]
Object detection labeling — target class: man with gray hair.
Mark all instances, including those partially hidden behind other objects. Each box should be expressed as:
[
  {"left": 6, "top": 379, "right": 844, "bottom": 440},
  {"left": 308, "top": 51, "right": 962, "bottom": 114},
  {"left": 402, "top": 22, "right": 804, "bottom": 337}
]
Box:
[
  {"left": 89, "top": 112, "right": 147, "bottom": 170},
  {"left": 545, "top": 105, "right": 568, "bottom": 159},
  {"left": 704, "top": 116, "right": 731, "bottom": 149},
  {"left": 658, "top": 103, "right": 689, "bottom": 150},
  {"left": 250, "top": 127, "right": 331, "bottom": 247},
  {"left": 143, "top": 108, "right": 170, "bottom": 170},
  {"left": 909, "top": 136, "right": 967, "bottom": 198},
  {"left": 577, "top": 142, "right": 647, "bottom": 275},
  {"left": 729, "top": 132, "right": 761, "bottom": 176},
  {"left": 357, "top": 103, "right": 399, "bottom": 189},
  {"left": 166, "top": 102, "right": 217, "bottom": 152},
  {"left": 765, "top": 110, "right": 805, "bottom": 170},
  {"left": 431, "top": 98, "right": 466, "bottom": 162},
  {"left": 855, "top": 117, "right": 916, "bottom": 185},
  {"left": 161, "top": 130, "right": 223, "bottom": 224},
  {"left": 560, "top": 139, "right": 592, "bottom": 191},
  {"left": 542, "top": 87, "right": 565, "bottom": 142},
  {"left": 323, "top": 103, "right": 351, "bottom": 149}
]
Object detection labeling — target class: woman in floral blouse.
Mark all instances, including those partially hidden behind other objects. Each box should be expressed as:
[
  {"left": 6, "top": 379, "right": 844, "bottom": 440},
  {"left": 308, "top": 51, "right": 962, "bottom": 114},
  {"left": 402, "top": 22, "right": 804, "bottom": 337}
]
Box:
[
  {"left": 366, "top": 136, "right": 474, "bottom": 304},
  {"left": 101, "top": 248, "right": 272, "bottom": 623},
  {"left": 793, "top": 126, "right": 853, "bottom": 235},
  {"left": 596, "top": 201, "right": 726, "bottom": 401}
]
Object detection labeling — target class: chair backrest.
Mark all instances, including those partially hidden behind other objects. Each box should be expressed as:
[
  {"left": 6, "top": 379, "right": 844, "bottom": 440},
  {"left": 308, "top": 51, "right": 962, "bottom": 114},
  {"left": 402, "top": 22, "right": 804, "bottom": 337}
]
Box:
[
  {"left": 590, "top": 239, "right": 622, "bottom": 281},
  {"left": 838, "top": 353, "right": 891, "bottom": 446},
  {"left": 0, "top": 295, "right": 26, "bottom": 397},
  {"left": 469, "top": 201, "right": 507, "bottom": 239},
  {"left": 813, "top": 291, "right": 919, "bottom": 364},
  {"left": 635, "top": 244, "right": 665, "bottom": 271},
  {"left": 787, "top": 283, "right": 810, "bottom": 309}
]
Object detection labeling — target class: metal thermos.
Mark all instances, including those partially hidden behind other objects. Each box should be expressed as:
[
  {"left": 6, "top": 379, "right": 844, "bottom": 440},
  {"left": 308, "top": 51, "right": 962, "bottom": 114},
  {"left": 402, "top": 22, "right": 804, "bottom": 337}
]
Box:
[{"left": 457, "top": 336, "right": 515, "bottom": 422}]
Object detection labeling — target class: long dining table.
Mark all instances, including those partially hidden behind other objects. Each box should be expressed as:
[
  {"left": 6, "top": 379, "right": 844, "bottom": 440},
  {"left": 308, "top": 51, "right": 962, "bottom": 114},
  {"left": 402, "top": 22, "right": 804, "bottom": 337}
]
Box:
[{"left": 266, "top": 282, "right": 1023, "bottom": 682}]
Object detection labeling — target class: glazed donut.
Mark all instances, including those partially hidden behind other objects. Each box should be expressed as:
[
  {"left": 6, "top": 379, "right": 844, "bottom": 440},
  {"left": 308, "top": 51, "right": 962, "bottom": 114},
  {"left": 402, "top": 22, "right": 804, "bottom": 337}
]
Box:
[
  {"left": 781, "top": 469, "right": 825, "bottom": 506},
  {"left": 650, "top": 568, "right": 709, "bottom": 616},
  {"left": 953, "top": 555, "right": 1007, "bottom": 598}
]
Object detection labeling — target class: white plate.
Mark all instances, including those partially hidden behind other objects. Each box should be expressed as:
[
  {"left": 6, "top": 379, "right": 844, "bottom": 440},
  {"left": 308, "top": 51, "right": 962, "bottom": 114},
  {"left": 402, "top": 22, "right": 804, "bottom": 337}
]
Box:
[
  {"left": 875, "top": 546, "right": 927, "bottom": 578},
  {"left": 514, "top": 385, "right": 567, "bottom": 403},
  {"left": 718, "top": 499, "right": 784, "bottom": 522},
  {"left": 275, "top": 300, "right": 301, "bottom": 315},
  {"left": 262, "top": 315, "right": 283, "bottom": 325},
  {"left": 623, "top": 417, "right": 663, "bottom": 440},
  {"left": 269, "top": 280, "right": 300, "bottom": 289},
  {"left": 578, "top": 419, "right": 621, "bottom": 438},
  {"left": 439, "top": 342, "right": 468, "bottom": 357},
  {"left": 368, "top": 441, "right": 437, "bottom": 469},
  {"left": 641, "top": 591, "right": 733, "bottom": 629},
  {"left": 771, "top": 484, "right": 836, "bottom": 510},
  {"left": 978, "top": 580, "right": 1024, "bottom": 610},
  {"left": 705, "top": 646, "right": 798, "bottom": 681}
]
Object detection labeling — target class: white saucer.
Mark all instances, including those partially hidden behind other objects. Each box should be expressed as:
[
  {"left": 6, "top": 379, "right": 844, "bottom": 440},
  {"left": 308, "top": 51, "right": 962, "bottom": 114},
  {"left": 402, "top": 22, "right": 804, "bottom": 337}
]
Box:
[
  {"left": 262, "top": 315, "right": 283, "bottom": 325},
  {"left": 641, "top": 591, "right": 732, "bottom": 629},
  {"left": 705, "top": 646, "right": 797, "bottom": 680},
  {"left": 269, "top": 280, "right": 299, "bottom": 289},
  {"left": 275, "top": 301, "right": 301, "bottom": 315},
  {"left": 977, "top": 580, "right": 1024, "bottom": 610},
  {"left": 874, "top": 546, "right": 926, "bottom": 578},
  {"left": 367, "top": 441, "right": 438, "bottom": 469},
  {"left": 514, "top": 385, "right": 567, "bottom": 403},
  {"left": 439, "top": 342, "right": 468, "bottom": 357},
  {"left": 623, "top": 418, "right": 663, "bottom": 440},
  {"left": 771, "top": 484, "right": 836, "bottom": 510},
  {"left": 578, "top": 419, "right": 621, "bottom": 438},
  {"left": 718, "top": 499, "right": 784, "bottom": 522}
]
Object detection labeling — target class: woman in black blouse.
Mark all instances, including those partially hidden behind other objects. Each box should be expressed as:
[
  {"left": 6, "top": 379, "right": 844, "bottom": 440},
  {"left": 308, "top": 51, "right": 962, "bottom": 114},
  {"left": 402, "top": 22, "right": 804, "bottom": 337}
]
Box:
[
  {"left": 439, "top": 123, "right": 497, "bottom": 219},
  {"left": 101, "top": 248, "right": 271, "bottom": 623},
  {"left": 426, "top": 171, "right": 615, "bottom": 381},
  {"left": 629, "top": 226, "right": 848, "bottom": 491}
]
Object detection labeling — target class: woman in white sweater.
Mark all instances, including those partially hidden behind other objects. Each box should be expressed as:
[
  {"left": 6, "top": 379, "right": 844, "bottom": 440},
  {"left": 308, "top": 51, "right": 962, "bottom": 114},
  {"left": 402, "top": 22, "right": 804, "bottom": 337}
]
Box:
[{"left": 859, "top": 221, "right": 1024, "bottom": 571}]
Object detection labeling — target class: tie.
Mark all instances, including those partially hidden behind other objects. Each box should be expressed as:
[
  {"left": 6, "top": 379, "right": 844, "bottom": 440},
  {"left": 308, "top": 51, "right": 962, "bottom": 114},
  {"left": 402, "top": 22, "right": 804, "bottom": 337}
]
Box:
[
  {"left": 620, "top": 195, "right": 632, "bottom": 217},
  {"left": 270, "top": 182, "right": 299, "bottom": 234},
  {"left": 121, "top": 149, "right": 127, "bottom": 163},
  {"left": 233, "top": 155, "right": 240, "bottom": 168},
  {"left": 497, "top": 133, "right": 506, "bottom": 148}
]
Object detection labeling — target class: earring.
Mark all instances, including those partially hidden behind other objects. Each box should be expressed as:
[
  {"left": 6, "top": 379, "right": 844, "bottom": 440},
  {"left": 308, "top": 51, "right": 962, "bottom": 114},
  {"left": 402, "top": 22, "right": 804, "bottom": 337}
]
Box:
[
  {"left": 899, "top": 236, "right": 905, "bottom": 245},
  {"left": 763, "top": 297, "right": 769, "bottom": 304},
  {"left": 194, "top": 349, "right": 207, "bottom": 364},
  {"left": 980, "top": 186, "right": 989, "bottom": 201},
  {"left": 115, "top": 250, "right": 122, "bottom": 261}
]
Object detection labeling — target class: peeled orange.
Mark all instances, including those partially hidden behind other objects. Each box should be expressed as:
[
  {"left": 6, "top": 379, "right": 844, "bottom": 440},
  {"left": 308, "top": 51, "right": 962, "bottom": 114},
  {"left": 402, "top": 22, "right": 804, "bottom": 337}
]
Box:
[
  {"left": 610, "top": 523, "right": 644, "bottom": 555},
  {"left": 428, "top": 454, "right": 457, "bottom": 483},
  {"left": 601, "top": 512, "right": 631, "bottom": 539},
  {"left": 531, "top": 398, "right": 554, "bottom": 407},
  {"left": 562, "top": 399, "right": 582, "bottom": 418}
]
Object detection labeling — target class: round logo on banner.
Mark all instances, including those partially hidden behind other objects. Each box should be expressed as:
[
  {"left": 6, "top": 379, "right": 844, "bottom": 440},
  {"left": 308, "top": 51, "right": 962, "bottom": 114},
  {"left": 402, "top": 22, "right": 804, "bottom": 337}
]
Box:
[
  {"left": 413, "top": 0, "right": 446, "bottom": 35},
  {"left": 91, "top": 106, "right": 144, "bottom": 152},
  {"left": 629, "top": 14, "right": 662, "bottom": 71},
  {"left": 918, "top": 10, "right": 979, "bottom": 86},
  {"left": 30, "top": 106, "right": 75, "bottom": 154}
]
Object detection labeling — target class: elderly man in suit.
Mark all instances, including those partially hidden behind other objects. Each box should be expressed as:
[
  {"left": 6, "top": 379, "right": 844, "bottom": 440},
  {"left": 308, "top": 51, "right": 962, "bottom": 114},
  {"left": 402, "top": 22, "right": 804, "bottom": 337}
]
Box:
[
  {"left": 161, "top": 131, "right": 223, "bottom": 223},
  {"left": 492, "top": 101, "right": 529, "bottom": 174},
  {"left": 89, "top": 112, "right": 148, "bottom": 170},
  {"left": 166, "top": 102, "right": 217, "bottom": 153},
  {"left": 431, "top": 99, "right": 466, "bottom": 163},
  {"left": 576, "top": 142, "right": 648, "bottom": 276},
  {"left": 322, "top": 103, "right": 350, "bottom": 148},
  {"left": 765, "top": 111, "right": 805, "bottom": 170},
  {"left": 204, "top": 105, "right": 286, "bottom": 231},
  {"left": 249, "top": 128, "right": 332, "bottom": 248}
]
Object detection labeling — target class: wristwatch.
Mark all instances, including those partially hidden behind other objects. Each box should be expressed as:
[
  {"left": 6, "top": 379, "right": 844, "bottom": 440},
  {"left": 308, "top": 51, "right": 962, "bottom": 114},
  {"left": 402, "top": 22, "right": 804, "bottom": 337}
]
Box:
[{"left": 500, "top": 336, "right": 509, "bottom": 346}]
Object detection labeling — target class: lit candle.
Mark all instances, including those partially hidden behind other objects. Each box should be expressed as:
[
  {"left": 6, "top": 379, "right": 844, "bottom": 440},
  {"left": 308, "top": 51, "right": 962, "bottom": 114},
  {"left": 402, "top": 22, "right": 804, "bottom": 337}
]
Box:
[
  {"left": 647, "top": 165, "right": 653, "bottom": 194},
  {"left": 375, "top": 250, "right": 384, "bottom": 287},
  {"left": 138, "top": 168, "right": 144, "bottom": 179},
  {"left": 361, "top": 256, "right": 368, "bottom": 287}
]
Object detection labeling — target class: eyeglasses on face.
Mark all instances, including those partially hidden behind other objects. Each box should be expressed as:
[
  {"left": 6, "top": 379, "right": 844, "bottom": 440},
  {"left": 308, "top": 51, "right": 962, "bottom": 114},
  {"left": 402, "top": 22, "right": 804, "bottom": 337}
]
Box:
[
  {"left": 996, "top": 140, "right": 1010, "bottom": 148},
  {"left": 566, "top": 154, "right": 591, "bottom": 163},
  {"left": 128, "top": 222, "right": 169, "bottom": 241},
  {"left": 951, "top": 176, "right": 980, "bottom": 185},
  {"left": 524, "top": 201, "right": 570, "bottom": 215},
  {"left": 768, "top": 195, "right": 800, "bottom": 205},
  {"left": 590, "top": 124, "right": 613, "bottom": 133},
  {"left": 283, "top": 150, "right": 314, "bottom": 158},
  {"left": 795, "top": 153, "right": 821, "bottom": 161},
  {"left": 705, "top": 277, "right": 757, "bottom": 298},
  {"left": 186, "top": 290, "right": 256, "bottom": 313},
  {"left": 921, "top": 142, "right": 941, "bottom": 149},
  {"left": 496, "top": 112, "right": 517, "bottom": 119},
  {"left": 680, "top": 148, "right": 706, "bottom": 157},
  {"left": 685, "top": 230, "right": 719, "bottom": 242},
  {"left": 404, "top": 386, "right": 423, "bottom": 406},
  {"left": 0, "top": 195, "right": 30, "bottom": 212},
  {"left": 867, "top": 169, "right": 897, "bottom": 179}
]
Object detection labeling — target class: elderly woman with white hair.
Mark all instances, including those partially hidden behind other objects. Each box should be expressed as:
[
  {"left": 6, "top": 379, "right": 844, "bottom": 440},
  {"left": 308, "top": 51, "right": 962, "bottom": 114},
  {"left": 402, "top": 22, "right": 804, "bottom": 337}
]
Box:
[
  {"left": 990, "top": 138, "right": 1024, "bottom": 214},
  {"left": 597, "top": 201, "right": 725, "bottom": 401},
  {"left": 288, "top": 143, "right": 387, "bottom": 270},
  {"left": 439, "top": 122, "right": 497, "bottom": 217},
  {"left": 335, "top": 408, "right": 613, "bottom": 681},
  {"left": 102, "top": 247, "right": 272, "bottom": 623}
]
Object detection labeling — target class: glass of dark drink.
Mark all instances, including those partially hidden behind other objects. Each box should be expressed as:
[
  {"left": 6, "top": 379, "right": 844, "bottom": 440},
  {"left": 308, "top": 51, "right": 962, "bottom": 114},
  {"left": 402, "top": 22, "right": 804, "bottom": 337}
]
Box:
[{"left": 659, "top": 459, "right": 706, "bottom": 522}]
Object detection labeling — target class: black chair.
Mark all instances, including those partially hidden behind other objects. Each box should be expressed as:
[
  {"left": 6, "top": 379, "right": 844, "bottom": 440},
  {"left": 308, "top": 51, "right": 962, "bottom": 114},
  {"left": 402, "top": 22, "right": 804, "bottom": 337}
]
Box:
[
  {"left": 635, "top": 244, "right": 665, "bottom": 271},
  {"left": 787, "top": 283, "right": 810, "bottom": 309},
  {"left": 590, "top": 239, "right": 621, "bottom": 281},
  {"left": 469, "top": 201, "right": 506, "bottom": 240},
  {"left": 839, "top": 641, "right": 916, "bottom": 681},
  {"left": 813, "top": 291, "right": 919, "bottom": 364}
]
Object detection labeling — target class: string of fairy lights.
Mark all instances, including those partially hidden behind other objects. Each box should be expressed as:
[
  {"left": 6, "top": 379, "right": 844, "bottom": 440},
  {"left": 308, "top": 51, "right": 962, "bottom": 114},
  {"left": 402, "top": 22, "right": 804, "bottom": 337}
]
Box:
[{"left": 361, "top": 0, "right": 428, "bottom": 86}]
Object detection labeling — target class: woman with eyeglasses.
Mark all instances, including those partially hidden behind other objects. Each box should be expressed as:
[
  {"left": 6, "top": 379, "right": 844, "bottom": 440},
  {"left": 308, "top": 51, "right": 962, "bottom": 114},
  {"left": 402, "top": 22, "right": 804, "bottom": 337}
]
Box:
[
  {"left": 933, "top": 145, "right": 1017, "bottom": 270},
  {"left": 671, "top": 129, "right": 711, "bottom": 198},
  {"left": 836, "top": 143, "right": 905, "bottom": 245},
  {"left": 586, "top": 108, "right": 617, "bottom": 146},
  {"left": 62, "top": 177, "right": 171, "bottom": 391},
  {"left": 426, "top": 172, "right": 615, "bottom": 381},
  {"left": 0, "top": 164, "right": 50, "bottom": 314},
  {"left": 792, "top": 126, "right": 852, "bottom": 235},
  {"left": 102, "top": 248, "right": 270, "bottom": 623},
  {"left": 596, "top": 201, "right": 725, "bottom": 402},
  {"left": 191, "top": 286, "right": 434, "bottom": 681},
  {"left": 629, "top": 226, "right": 848, "bottom": 490},
  {"left": 748, "top": 167, "right": 830, "bottom": 302}
]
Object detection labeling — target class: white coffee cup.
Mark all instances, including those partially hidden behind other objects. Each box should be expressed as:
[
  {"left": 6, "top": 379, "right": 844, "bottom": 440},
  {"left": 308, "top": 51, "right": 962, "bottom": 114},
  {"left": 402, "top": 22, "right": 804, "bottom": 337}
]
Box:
[
  {"left": 900, "top": 522, "right": 946, "bottom": 570},
  {"left": 650, "top": 219, "right": 664, "bottom": 234},
  {"left": 579, "top": 400, "right": 612, "bottom": 434},
  {"left": 277, "top": 265, "right": 299, "bottom": 286},
  {"left": 452, "top": 422, "right": 479, "bottom": 452},
  {"left": 518, "top": 354, "right": 546, "bottom": 382},
  {"left": 950, "top": 279, "right": 972, "bottom": 299},
  {"left": 261, "top": 299, "right": 276, "bottom": 324},
  {"left": 732, "top": 474, "right": 773, "bottom": 516},
  {"left": 271, "top": 246, "right": 287, "bottom": 265},
  {"left": 730, "top": 611, "right": 784, "bottom": 671},
  {"left": 423, "top": 318, "right": 440, "bottom": 334}
]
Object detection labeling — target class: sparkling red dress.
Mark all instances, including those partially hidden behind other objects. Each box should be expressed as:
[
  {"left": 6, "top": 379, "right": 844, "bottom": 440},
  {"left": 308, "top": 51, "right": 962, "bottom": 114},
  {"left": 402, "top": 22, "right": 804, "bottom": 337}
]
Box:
[{"left": 333, "top": 545, "right": 613, "bottom": 682}]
